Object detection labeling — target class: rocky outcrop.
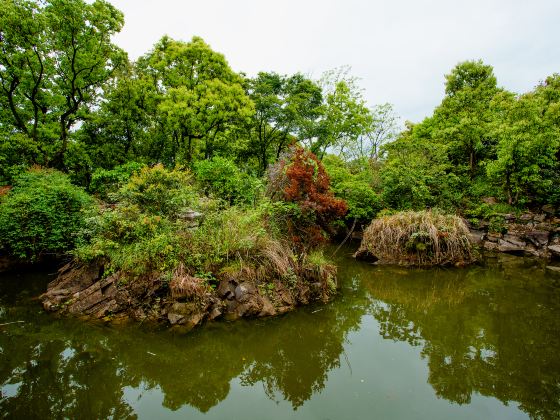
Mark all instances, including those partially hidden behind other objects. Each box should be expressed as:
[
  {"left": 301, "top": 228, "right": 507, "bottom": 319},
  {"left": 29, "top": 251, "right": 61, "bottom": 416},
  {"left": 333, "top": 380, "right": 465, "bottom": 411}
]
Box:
[
  {"left": 471, "top": 211, "right": 560, "bottom": 261},
  {"left": 41, "top": 260, "right": 336, "bottom": 330}
]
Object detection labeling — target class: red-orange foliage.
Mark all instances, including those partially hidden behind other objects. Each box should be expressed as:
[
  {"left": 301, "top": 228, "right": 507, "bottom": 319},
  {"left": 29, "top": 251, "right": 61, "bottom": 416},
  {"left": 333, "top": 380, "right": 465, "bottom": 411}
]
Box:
[{"left": 271, "top": 146, "right": 347, "bottom": 247}]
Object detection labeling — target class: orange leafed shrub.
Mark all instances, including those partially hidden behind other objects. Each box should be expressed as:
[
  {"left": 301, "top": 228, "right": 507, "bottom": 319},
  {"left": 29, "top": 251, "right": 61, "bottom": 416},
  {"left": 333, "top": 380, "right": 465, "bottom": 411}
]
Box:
[{"left": 268, "top": 146, "right": 347, "bottom": 248}]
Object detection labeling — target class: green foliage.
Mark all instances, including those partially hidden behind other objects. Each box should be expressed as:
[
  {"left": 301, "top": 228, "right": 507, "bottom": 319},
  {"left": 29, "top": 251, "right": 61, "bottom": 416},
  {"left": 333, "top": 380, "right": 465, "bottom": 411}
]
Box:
[
  {"left": 380, "top": 125, "right": 461, "bottom": 211},
  {"left": 486, "top": 76, "right": 560, "bottom": 206},
  {"left": 114, "top": 165, "right": 196, "bottom": 217},
  {"left": 75, "top": 165, "right": 196, "bottom": 274},
  {"left": 0, "top": 168, "right": 93, "bottom": 260},
  {"left": 323, "top": 155, "right": 382, "bottom": 225},
  {"left": 89, "top": 162, "right": 145, "bottom": 201},
  {"left": 194, "top": 157, "right": 263, "bottom": 205},
  {"left": 0, "top": 0, "right": 125, "bottom": 170}
]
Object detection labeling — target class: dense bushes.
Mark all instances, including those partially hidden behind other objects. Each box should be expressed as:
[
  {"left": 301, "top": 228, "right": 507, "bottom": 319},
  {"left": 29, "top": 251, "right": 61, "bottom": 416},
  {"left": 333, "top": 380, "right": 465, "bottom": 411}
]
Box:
[
  {"left": 323, "top": 155, "right": 382, "bottom": 226},
  {"left": 194, "top": 157, "right": 262, "bottom": 205},
  {"left": 0, "top": 169, "right": 94, "bottom": 260}
]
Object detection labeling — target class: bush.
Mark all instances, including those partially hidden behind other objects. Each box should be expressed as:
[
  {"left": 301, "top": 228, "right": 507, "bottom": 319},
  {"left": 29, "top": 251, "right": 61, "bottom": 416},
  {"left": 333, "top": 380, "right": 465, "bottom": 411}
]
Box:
[
  {"left": 267, "top": 146, "right": 347, "bottom": 248},
  {"left": 89, "top": 162, "right": 145, "bottom": 201},
  {"left": 115, "top": 164, "right": 196, "bottom": 217},
  {"left": 323, "top": 155, "right": 383, "bottom": 225},
  {"left": 0, "top": 168, "right": 94, "bottom": 260},
  {"left": 194, "top": 157, "right": 263, "bottom": 205},
  {"left": 356, "top": 210, "right": 475, "bottom": 266}
]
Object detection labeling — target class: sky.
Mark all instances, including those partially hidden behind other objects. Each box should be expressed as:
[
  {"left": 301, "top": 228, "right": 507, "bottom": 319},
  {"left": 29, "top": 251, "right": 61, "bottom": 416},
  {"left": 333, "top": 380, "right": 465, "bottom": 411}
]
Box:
[{"left": 108, "top": 0, "right": 560, "bottom": 123}]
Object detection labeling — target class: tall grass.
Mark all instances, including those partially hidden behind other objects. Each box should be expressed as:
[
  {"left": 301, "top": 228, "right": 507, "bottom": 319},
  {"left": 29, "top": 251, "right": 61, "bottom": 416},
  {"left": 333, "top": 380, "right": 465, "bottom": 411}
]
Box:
[{"left": 356, "top": 210, "right": 475, "bottom": 266}]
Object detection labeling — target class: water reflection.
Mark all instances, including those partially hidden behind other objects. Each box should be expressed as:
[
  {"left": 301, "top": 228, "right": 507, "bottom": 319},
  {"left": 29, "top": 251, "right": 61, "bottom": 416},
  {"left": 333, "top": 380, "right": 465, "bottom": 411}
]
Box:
[
  {"left": 362, "top": 256, "right": 560, "bottom": 419},
  {"left": 1, "top": 253, "right": 559, "bottom": 418}
]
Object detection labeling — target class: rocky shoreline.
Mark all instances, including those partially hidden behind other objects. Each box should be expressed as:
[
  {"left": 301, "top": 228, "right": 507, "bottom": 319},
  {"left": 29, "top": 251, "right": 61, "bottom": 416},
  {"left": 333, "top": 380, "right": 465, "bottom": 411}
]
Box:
[
  {"left": 40, "top": 259, "right": 336, "bottom": 330},
  {"left": 468, "top": 211, "right": 560, "bottom": 260}
]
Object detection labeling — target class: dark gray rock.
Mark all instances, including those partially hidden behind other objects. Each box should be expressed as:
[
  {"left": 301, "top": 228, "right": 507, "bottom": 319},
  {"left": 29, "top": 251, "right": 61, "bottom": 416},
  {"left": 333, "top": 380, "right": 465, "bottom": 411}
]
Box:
[{"left": 523, "top": 230, "right": 549, "bottom": 247}]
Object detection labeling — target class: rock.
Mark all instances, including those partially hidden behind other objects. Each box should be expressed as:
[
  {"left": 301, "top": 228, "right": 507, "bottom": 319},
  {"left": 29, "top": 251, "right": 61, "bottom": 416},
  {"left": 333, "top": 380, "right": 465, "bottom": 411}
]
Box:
[
  {"left": 524, "top": 244, "right": 543, "bottom": 258},
  {"left": 498, "top": 236, "right": 526, "bottom": 253},
  {"left": 534, "top": 214, "right": 546, "bottom": 223},
  {"left": 208, "top": 306, "right": 222, "bottom": 321},
  {"left": 168, "top": 312, "right": 185, "bottom": 325},
  {"left": 548, "top": 245, "right": 560, "bottom": 257},
  {"left": 217, "top": 280, "right": 236, "bottom": 300},
  {"left": 503, "top": 213, "right": 516, "bottom": 221},
  {"left": 468, "top": 230, "right": 486, "bottom": 245},
  {"left": 486, "top": 232, "right": 502, "bottom": 243},
  {"left": 167, "top": 302, "right": 203, "bottom": 325},
  {"left": 483, "top": 241, "right": 499, "bottom": 251},
  {"left": 523, "top": 230, "right": 549, "bottom": 247},
  {"left": 542, "top": 204, "right": 556, "bottom": 215},
  {"left": 545, "top": 266, "right": 560, "bottom": 276},
  {"left": 234, "top": 282, "right": 257, "bottom": 303},
  {"left": 519, "top": 213, "right": 533, "bottom": 222},
  {"left": 353, "top": 249, "right": 379, "bottom": 263},
  {"left": 259, "top": 297, "right": 276, "bottom": 317}
]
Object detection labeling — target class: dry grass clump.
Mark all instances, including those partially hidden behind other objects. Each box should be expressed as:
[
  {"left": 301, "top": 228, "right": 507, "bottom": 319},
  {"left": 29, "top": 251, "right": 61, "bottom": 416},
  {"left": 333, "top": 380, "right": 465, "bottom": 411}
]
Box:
[
  {"left": 169, "top": 263, "right": 209, "bottom": 299},
  {"left": 355, "top": 210, "right": 475, "bottom": 266}
]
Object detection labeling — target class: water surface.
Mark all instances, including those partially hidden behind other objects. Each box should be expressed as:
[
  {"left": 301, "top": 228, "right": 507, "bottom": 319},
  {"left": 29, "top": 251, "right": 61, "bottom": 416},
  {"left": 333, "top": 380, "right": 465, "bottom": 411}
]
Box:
[{"left": 1, "top": 250, "right": 559, "bottom": 419}]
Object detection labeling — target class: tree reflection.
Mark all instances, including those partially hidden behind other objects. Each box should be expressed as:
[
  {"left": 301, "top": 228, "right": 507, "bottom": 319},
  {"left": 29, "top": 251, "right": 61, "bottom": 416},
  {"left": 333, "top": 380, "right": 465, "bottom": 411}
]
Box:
[
  {"left": 365, "top": 258, "right": 560, "bottom": 419},
  {"left": 0, "top": 265, "right": 369, "bottom": 416}
]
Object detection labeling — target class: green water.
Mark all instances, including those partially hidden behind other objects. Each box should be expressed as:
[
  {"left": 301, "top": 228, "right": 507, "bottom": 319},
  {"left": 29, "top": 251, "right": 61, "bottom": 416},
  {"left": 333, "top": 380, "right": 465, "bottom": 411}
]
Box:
[{"left": 1, "top": 250, "right": 559, "bottom": 419}]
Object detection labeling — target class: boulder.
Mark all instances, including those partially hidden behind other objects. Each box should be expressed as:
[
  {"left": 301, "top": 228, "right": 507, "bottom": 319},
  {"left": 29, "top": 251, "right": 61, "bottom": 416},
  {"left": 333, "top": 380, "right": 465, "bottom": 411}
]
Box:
[
  {"left": 468, "top": 230, "right": 486, "bottom": 245},
  {"left": 519, "top": 213, "right": 533, "bottom": 222},
  {"left": 523, "top": 230, "right": 549, "bottom": 247},
  {"left": 486, "top": 232, "right": 502, "bottom": 243},
  {"left": 545, "top": 266, "right": 560, "bottom": 276},
  {"left": 542, "top": 205, "right": 556, "bottom": 215},
  {"left": 548, "top": 245, "right": 560, "bottom": 257},
  {"left": 498, "top": 235, "right": 526, "bottom": 253},
  {"left": 534, "top": 214, "right": 546, "bottom": 223},
  {"left": 234, "top": 282, "right": 257, "bottom": 303},
  {"left": 483, "top": 241, "right": 499, "bottom": 251}
]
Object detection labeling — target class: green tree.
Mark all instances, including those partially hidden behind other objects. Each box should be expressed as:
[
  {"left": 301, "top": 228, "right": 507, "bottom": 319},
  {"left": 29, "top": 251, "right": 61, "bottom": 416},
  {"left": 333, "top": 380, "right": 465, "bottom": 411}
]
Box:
[
  {"left": 309, "top": 67, "right": 373, "bottom": 158},
  {"left": 0, "top": 0, "right": 125, "bottom": 173},
  {"left": 136, "top": 36, "right": 254, "bottom": 164},
  {"left": 487, "top": 75, "right": 560, "bottom": 205},
  {"left": 0, "top": 168, "right": 93, "bottom": 260},
  {"left": 432, "top": 60, "right": 501, "bottom": 180},
  {"left": 245, "top": 72, "right": 322, "bottom": 174},
  {"left": 380, "top": 121, "right": 460, "bottom": 210}
]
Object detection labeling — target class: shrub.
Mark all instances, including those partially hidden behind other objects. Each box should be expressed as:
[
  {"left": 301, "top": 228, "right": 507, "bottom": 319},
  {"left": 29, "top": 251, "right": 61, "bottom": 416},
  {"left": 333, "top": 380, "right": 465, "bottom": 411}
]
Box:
[
  {"left": 0, "top": 168, "right": 94, "bottom": 260},
  {"left": 194, "top": 157, "right": 263, "bottom": 205},
  {"left": 323, "top": 155, "right": 383, "bottom": 226},
  {"left": 115, "top": 164, "right": 196, "bottom": 217},
  {"left": 267, "top": 146, "right": 347, "bottom": 247},
  {"left": 355, "top": 210, "right": 475, "bottom": 266},
  {"left": 89, "top": 162, "right": 145, "bottom": 201}
]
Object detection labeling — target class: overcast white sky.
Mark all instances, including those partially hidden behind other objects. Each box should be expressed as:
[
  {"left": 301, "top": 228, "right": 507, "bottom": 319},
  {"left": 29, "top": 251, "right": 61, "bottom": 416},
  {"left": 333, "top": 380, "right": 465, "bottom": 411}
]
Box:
[{"left": 109, "top": 0, "right": 560, "bottom": 123}]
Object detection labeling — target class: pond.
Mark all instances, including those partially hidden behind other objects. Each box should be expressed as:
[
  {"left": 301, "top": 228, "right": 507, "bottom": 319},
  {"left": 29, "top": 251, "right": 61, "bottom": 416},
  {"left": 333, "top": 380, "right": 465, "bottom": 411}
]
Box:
[{"left": 1, "top": 248, "right": 559, "bottom": 419}]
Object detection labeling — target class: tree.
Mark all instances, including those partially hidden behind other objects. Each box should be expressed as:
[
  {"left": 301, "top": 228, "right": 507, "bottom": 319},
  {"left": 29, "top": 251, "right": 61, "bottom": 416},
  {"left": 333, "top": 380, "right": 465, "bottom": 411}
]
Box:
[
  {"left": 432, "top": 60, "right": 501, "bottom": 180},
  {"left": 245, "top": 72, "right": 322, "bottom": 175},
  {"left": 487, "top": 75, "right": 560, "bottom": 206},
  {"left": 136, "top": 36, "right": 254, "bottom": 164},
  {"left": 337, "top": 102, "right": 399, "bottom": 161},
  {"left": 0, "top": 0, "right": 125, "bottom": 173},
  {"left": 308, "top": 67, "right": 372, "bottom": 158},
  {"left": 380, "top": 121, "right": 460, "bottom": 210}
]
